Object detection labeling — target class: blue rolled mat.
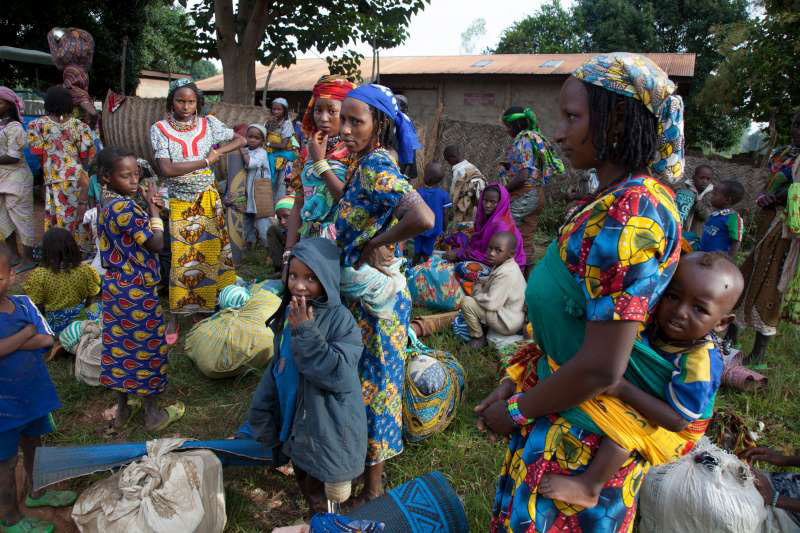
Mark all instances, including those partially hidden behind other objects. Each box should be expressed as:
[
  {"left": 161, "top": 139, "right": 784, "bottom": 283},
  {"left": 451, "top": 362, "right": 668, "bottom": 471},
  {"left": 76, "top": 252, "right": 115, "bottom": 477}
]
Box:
[
  {"left": 346, "top": 471, "right": 468, "bottom": 532},
  {"left": 33, "top": 439, "right": 272, "bottom": 491}
]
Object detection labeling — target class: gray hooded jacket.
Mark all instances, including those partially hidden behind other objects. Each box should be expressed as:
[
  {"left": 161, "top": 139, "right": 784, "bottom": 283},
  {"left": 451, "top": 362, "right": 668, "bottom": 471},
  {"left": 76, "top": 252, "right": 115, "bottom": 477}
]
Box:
[{"left": 247, "top": 237, "right": 367, "bottom": 483}]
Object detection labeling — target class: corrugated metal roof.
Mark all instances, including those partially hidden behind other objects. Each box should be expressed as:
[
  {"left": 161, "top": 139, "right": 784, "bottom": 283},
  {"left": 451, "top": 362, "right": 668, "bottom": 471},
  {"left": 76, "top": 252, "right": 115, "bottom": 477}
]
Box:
[{"left": 196, "top": 53, "right": 696, "bottom": 93}]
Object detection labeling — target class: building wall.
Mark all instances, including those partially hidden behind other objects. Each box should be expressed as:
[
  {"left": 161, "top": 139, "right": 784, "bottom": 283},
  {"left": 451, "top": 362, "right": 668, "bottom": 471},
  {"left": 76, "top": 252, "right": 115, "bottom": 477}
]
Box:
[
  {"left": 387, "top": 75, "right": 566, "bottom": 140},
  {"left": 135, "top": 78, "right": 171, "bottom": 98}
]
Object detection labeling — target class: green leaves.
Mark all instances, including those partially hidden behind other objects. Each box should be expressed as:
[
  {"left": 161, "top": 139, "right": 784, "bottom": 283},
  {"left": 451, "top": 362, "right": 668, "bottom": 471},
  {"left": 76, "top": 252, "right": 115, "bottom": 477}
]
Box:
[
  {"left": 493, "top": 0, "right": 584, "bottom": 54},
  {"left": 700, "top": 0, "right": 800, "bottom": 145}
]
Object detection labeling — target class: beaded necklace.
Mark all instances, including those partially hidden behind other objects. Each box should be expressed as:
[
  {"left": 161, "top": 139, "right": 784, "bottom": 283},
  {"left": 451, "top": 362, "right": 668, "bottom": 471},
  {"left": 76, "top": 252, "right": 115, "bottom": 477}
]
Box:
[{"left": 167, "top": 113, "right": 196, "bottom": 133}]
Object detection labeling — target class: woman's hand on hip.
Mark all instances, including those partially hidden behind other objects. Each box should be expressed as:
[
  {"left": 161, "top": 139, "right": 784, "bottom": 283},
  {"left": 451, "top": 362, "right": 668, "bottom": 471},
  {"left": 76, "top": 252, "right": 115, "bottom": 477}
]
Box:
[
  {"left": 357, "top": 240, "right": 394, "bottom": 274},
  {"left": 308, "top": 131, "right": 328, "bottom": 162}
]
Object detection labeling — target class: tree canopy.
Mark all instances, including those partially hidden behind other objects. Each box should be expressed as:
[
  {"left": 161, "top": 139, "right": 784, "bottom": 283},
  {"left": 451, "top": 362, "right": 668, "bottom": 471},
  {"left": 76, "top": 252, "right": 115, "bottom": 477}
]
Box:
[
  {"left": 493, "top": 1, "right": 583, "bottom": 54},
  {"left": 699, "top": 0, "right": 800, "bottom": 146},
  {"left": 0, "top": 0, "right": 157, "bottom": 97},
  {"left": 491, "top": 0, "right": 751, "bottom": 151},
  {"left": 137, "top": 3, "right": 218, "bottom": 80},
  {"left": 181, "top": 0, "right": 428, "bottom": 104}
]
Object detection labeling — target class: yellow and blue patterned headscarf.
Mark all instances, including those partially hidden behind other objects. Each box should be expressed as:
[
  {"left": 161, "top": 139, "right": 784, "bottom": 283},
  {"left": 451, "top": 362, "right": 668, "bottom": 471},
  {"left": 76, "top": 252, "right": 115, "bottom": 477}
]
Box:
[{"left": 574, "top": 52, "right": 685, "bottom": 183}]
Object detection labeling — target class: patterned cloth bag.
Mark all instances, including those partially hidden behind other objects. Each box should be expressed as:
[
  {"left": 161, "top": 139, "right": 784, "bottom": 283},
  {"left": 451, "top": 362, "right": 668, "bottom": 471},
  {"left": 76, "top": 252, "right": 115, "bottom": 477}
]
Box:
[{"left": 406, "top": 256, "right": 464, "bottom": 311}]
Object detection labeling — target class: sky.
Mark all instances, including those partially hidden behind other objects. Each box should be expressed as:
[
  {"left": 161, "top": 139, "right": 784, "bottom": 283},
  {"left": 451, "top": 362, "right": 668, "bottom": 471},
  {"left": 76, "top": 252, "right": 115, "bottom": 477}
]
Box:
[{"left": 300, "top": 0, "right": 555, "bottom": 59}]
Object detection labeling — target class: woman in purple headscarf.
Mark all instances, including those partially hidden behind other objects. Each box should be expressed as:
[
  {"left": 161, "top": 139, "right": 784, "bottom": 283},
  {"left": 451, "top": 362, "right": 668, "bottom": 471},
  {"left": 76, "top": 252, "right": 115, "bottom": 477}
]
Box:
[
  {"left": 0, "top": 87, "right": 35, "bottom": 271},
  {"left": 446, "top": 183, "right": 525, "bottom": 294}
]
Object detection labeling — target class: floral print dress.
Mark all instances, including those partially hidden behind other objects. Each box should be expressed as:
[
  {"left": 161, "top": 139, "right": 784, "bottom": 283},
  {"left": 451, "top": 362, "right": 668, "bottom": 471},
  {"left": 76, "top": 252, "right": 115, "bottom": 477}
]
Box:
[
  {"left": 27, "top": 116, "right": 95, "bottom": 236},
  {"left": 335, "top": 148, "right": 414, "bottom": 465},
  {"left": 499, "top": 129, "right": 564, "bottom": 263}
]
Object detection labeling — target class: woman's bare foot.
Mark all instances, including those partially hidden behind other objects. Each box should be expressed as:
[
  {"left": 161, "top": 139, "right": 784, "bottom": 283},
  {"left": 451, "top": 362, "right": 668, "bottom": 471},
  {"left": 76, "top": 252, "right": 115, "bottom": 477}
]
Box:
[
  {"left": 539, "top": 474, "right": 601, "bottom": 508},
  {"left": 143, "top": 398, "right": 168, "bottom": 431},
  {"left": 113, "top": 393, "right": 131, "bottom": 429}
]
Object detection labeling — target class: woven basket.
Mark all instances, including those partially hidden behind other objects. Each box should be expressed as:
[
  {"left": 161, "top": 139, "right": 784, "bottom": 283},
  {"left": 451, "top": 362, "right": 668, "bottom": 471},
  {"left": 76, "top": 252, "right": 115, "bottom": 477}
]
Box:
[
  {"left": 253, "top": 179, "right": 274, "bottom": 218},
  {"left": 101, "top": 92, "right": 273, "bottom": 171}
]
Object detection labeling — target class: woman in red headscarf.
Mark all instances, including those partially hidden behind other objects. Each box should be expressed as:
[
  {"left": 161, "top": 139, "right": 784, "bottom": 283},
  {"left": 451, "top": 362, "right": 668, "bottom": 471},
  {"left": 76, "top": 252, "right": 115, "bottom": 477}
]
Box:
[{"left": 283, "top": 75, "right": 356, "bottom": 263}]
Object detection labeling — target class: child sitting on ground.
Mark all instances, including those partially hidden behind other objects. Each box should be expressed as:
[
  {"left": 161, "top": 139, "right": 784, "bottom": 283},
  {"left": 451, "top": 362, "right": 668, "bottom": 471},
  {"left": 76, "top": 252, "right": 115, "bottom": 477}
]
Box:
[
  {"left": 699, "top": 179, "right": 746, "bottom": 256},
  {"left": 0, "top": 246, "right": 76, "bottom": 533},
  {"left": 248, "top": 237, "right": 366, "bottom": 514},
  {"left": 460, "top": 231, "right": 526, "bottom": 349},
  {"left": 267, "top": 197, "right": 294, "bottom": 272},
  {"left": 241, "top": 124, "right": 271, "bottom": 248},
  {"left": 23, "top": 227, "right": 101, "bottom": 334},
  {"left": 96, "top": 147, "right": 183, "bottom": 433},
  {"left": 539, "top": 251, "right": 745, "bottom": 508},
  {"left": 414, "top": 162, "right": 451, "bottom": 265}
]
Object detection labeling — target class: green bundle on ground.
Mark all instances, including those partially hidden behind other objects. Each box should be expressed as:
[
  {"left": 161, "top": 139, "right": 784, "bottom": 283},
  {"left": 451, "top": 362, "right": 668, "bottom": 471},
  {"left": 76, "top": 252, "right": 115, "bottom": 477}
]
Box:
[{"left": 185, "top": 287, "right": 281, "bottom": 379}]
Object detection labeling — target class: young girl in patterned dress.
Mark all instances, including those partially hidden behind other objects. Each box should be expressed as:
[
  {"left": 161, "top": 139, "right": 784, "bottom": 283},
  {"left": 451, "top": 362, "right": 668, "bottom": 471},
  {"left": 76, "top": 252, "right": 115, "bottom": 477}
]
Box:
[{"left": 96, "top": 147, "right": 184, "bottom": 432}]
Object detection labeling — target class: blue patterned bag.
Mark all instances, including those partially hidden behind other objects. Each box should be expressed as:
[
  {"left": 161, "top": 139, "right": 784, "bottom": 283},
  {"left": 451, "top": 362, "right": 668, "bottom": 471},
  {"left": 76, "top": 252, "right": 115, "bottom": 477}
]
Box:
[{"left": 406, "top": 256, "right": 464, "bottom": 311}]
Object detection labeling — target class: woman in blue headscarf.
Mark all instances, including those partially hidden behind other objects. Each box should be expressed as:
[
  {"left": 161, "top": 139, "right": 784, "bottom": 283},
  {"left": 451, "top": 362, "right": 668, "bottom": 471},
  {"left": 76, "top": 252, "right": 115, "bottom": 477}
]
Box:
[{"left": 336, "top": 84, "right": 434, "bottom": 502}]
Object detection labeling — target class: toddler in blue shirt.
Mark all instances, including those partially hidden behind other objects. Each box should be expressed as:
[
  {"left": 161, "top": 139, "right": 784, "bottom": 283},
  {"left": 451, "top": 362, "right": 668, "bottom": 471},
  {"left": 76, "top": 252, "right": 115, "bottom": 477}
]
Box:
[{"left": 414, "top": 162, "right": 451, "bottom": 265}]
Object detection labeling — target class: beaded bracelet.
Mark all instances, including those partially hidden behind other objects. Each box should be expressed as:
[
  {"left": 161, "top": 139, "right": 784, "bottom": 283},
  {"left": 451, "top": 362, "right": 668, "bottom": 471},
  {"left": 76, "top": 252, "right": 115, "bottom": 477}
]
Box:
[
  {"left": 506, "top": 392, "right": 533, "bottom": 427},
  {"left": 311, "top": 159, "right": 332, "bottom": 178},
  {"left": 771, "top": 490, "right": 780, "bottom": 509},
  {"left": 150, "top": 217, "right": 164, "bottom": 232}
]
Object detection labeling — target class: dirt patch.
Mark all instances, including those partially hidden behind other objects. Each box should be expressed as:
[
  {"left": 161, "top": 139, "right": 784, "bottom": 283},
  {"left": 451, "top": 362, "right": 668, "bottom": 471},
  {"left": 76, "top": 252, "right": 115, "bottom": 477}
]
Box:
[{"left": 15, "top": 460, "right": 79, "bottom": 532}]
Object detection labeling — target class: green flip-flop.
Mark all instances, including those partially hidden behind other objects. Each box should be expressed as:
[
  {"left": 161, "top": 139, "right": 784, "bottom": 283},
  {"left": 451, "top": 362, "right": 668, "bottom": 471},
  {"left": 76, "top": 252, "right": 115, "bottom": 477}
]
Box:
[
  {"left": 148, "top": 401, "right": 186, "bottom": 432},
  {"left": 0, "top": 516, "right": 55, "bottom": 533},
  {"left": 25, "top": 490, "right": 77, "bottom": 508}
]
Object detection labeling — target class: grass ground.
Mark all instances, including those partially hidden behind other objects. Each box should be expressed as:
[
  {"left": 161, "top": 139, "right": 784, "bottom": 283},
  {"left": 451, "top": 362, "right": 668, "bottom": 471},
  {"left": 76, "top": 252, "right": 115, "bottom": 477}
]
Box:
[{"left": 13, "top": 234, "right": 800, "bottom": 531}]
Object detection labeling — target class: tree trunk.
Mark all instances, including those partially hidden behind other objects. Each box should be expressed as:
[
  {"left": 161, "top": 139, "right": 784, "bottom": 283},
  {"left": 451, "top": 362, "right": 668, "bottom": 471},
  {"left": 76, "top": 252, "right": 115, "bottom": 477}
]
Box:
[
  {"left": 261, "top": 62, "right": 277, "bottom": 108},
  {"left": 220, "top": 49, "right": 258, "bottom": 105}
]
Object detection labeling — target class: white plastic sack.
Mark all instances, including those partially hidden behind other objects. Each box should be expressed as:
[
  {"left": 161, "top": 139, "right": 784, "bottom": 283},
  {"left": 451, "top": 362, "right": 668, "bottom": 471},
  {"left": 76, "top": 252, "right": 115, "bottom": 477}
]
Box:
[
  {"left": 74, "top": 320, "right": 102, "bottom": 386},
  {"left": 72, "top": 438, "right": 226, "bottom": 533},
  {"left": 639, "top": 438, "right": 768, "bottom": 533}
]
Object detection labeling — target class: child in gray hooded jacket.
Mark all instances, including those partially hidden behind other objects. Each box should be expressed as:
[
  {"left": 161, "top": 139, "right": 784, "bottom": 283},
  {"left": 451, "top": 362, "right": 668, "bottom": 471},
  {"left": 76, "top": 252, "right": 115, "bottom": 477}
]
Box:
[{"left": 248, "top": 237, "right": 366, "bottom": 513}]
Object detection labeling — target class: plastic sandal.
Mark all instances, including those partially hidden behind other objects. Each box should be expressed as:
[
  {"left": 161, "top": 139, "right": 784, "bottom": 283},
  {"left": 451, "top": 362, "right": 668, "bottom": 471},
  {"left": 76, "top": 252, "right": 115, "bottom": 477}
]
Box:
[
  {"left": 0, "top": 516, "right": 55, "bottom": 533},
  {"left": 148, "top": 401, "right": 185, "bottom": 432},
  {"left": 25, "top": 490, "right": 77, "bottom": 508},
  {"left": 165, "top": 321, "right": 180, "bottom": 346}
]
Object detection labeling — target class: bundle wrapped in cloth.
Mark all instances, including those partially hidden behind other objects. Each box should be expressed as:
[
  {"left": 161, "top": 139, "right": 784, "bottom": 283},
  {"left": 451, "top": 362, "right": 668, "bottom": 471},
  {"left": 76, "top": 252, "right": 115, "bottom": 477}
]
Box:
[
  {"left": 639, "top": 438, "right": 768, "bottom": 533},
  {"left": 340, "top": 258, "right": 406, "bottom": 319},
  {"left": 402, "top": 331, "right": 465, "bottom": 442},
  {"left": 72, "top": 438, "right": 226, "bottom": 533},
  {"left": 185, "top": 287, "right": 281, "bottom": 378}
]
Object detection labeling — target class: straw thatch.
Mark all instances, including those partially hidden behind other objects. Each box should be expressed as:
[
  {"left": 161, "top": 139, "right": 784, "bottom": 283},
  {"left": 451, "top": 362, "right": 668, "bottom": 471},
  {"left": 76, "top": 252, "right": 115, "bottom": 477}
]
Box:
[{"left": 101, "top": 92, "right": 273, "bottom": 170}]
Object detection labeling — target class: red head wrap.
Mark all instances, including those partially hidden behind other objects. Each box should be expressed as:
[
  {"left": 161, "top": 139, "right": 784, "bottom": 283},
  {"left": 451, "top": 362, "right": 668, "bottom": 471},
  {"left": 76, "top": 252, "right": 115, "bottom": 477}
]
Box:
[{"left": 301, "top": 74, "right": 356, "bottom": 135}]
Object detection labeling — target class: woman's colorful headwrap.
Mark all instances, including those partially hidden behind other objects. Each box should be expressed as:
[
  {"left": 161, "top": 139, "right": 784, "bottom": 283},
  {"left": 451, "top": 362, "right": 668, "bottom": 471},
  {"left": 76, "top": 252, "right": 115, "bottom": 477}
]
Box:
[
  {"left": 169, "top": 78, "right": 193, "bottom": 92},
  {"left": 502, "top": 107, "right": 541, "bottom": 134},
  {"left": 301, "top": 74, "right": 356, "bottom": 135},
  {"left": 502, "top": 107, "right": 565, "bottom": 176},
  {"left": 573, "top": 52, "right": 685, "bottom": 183},
  {"left": 0, "top": 86, "right": 25, "bottom": 122},
  {"left": 275, "top": 196, "right": 294, "bottom": 211},
  {"left": 271, "top": 97, "right": 289, "bottom": 109},
  {"left": 346, "top": 83, "right": 420, "bottom": 165}
]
